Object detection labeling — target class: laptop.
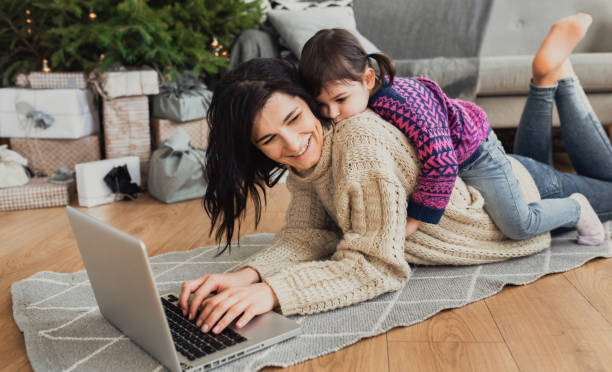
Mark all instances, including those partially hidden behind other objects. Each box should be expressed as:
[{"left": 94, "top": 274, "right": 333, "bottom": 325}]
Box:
[{"left": 66, "top": 206, "right": 300, "bottom": 372}]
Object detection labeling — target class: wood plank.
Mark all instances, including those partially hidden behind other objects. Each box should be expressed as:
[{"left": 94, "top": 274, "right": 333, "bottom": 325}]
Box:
[
  {"left": 485, "top": 273, "right": 612, "bottom": 372},
  {"left": 264, "top": 334, "right": 388, "bottom": 372},
  {"left": 387, "top": 341, "right": 519, "bottom": 372},
  {"left": 563, "top": 258, "right": 612, "bottom": 325},
  {"left": 387, "top": 300, "right": 503, "bottom": 343}
]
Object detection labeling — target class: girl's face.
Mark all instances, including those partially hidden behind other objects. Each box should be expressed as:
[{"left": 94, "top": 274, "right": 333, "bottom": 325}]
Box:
[
  {"left": 251, "top": 93, "right": 324, "bottom": 171},
  {"left": 316, "top": 67, "right": 377, "bottom": 123}
]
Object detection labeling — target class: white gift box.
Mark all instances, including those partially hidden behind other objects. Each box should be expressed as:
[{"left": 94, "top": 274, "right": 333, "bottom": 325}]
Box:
[
  {"left": 0, "top": 88, "right": 99, "bottom": 139},
  {"left": 75, "top": 156, "right": 140, "bottom": 207},
  {"left": 99, "top": 70, "right": 159, "bottom": 99}
]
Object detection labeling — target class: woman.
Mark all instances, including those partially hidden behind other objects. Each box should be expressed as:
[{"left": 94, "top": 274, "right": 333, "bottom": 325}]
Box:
[{"left": 178, "top": 18, "right": 612, "bottom": 336}]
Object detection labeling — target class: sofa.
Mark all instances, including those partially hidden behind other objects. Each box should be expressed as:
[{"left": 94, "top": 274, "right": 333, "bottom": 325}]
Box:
[{"left": 233, "top": 0, "right": 612, "bottom": 137}]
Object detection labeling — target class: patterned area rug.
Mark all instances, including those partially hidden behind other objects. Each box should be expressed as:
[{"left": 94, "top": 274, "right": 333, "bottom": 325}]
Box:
[{"left": 12, "top": 224, "right": 611, "bottom": 372}]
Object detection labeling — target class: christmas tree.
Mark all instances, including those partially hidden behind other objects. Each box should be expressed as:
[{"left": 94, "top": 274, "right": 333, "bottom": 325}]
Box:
[{"left": 0, "top": 0, "right": 264, "bottom": 86}]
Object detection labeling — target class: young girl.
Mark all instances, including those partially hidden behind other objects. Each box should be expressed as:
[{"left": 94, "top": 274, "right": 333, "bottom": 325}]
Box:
[{"left": 298, "top": 16, "right": 605, "bottom": 245}]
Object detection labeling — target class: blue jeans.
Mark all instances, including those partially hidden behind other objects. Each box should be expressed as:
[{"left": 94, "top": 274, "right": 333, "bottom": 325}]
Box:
[
  {"left": 458, "top": 77, "right": 612, "bottom": 239},
  {"left": 512, "top": 77, "right": 612, "bottom": 224}
]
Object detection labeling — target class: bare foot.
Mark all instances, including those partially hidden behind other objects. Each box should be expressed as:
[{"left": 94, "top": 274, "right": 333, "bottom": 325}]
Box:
[{"left": 532, "top": 13, "right": 592, "bottom": 86}]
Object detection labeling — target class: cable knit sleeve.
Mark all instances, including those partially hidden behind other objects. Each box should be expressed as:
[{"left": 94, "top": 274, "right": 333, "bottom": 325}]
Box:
[
  {"left": 240, "top": 175, "right": 341, "bottom": 280},
  {"left": 261, "top": 124, "right": 412, "bottom": 315}
]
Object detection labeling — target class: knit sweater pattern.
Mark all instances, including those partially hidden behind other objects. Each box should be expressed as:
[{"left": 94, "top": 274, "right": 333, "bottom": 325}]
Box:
[
  {"left": 243, "top": 110, "right": 550, "bottom": 316},
  {"left": 369, "top": 77, "right": 490, "bottom": 224}
]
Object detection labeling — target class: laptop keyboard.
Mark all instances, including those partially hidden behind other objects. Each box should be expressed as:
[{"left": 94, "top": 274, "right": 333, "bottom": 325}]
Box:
[{"left": 161, "top": 295, "right": 247, "bottom": 361}]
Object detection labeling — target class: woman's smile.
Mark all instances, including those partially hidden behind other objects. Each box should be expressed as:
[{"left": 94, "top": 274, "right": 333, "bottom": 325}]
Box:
[{"left": 291, "top": 134, "right": 312, "bottom": 157}]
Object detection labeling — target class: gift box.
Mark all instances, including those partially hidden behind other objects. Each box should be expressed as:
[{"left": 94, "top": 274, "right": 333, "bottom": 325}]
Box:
[
  {"left": 75, "top": 156, "right": 141, "bottom": 207},
  {"left": 94, "top": 69, "right": 159, "bottom": 99},
  {"left": 151, "top": 72, "right": 212, "bottom": 122},
  {"left": 15, "top": 72, "right": 88, "bottom": 89},
  {"left": 102, "top": 96, "right": 151, "bottom": 185},
  {"left": 0, "top": 177, "right": 74, "bottom": 212},
  {"left": 151, "top": 118, "right": 209, "bottom": 149},
  {"left": 9, "top": 134, "right": 101, "bottom": 176},
  {"left": 0, "top": 88, "right": 99, "bottom": 139}
]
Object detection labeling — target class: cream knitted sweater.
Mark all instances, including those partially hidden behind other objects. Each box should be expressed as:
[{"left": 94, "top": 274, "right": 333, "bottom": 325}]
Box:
[{"left": 243, "top": 110, "right": 551, "bottom": 316}]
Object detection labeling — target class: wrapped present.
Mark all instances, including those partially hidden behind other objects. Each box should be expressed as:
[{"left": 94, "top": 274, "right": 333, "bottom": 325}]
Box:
[
  {"left": 0, "top": 177, "right": 74, "bottom": 212},
  {"left": 152, "top": 118, "right": 209, "bottom": 149},
  {"left": 75, "top": 156, "right": 140, "bottom": 207},
  {"left": 9, "top": 134, "right": 101, "bottom": 176},
  {"left": 15, "top": 72, "right": 88, "bottom": 89},
  {"left": 0, "top": 88, "right": 99, "bottom": 139},
  {"left": 93, "top": 69, "right": 159, "bottom": 99},
  {"left": 151, "top": 71, "right": 212, "bottom": 122},
  {"left": 102, "top": 95, "right": 150, "bottom": 184}
]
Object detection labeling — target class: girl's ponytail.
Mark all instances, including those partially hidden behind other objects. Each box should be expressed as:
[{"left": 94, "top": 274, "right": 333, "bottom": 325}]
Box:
[{"left": 368, "top": 53, "right": 396, "bottom": 86}]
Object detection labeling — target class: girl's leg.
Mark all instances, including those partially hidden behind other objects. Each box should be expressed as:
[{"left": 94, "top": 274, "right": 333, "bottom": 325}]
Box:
[
  {"left": 511, "top": 154, "right": 612, "bottom": 223},
  {"left": 513, "top": 13, "right": 593, "bottom": 164},
  {"left": 461, "top": 131, "right": 582, "bottom": 240},
  {"left": 513, "top": 13, "right": 605, "bottom": 243},
  {"left": 555, "top": 77, "right": 612, "bottom": 180},
  {"left": 513, "top": 83, "right": 555, "bottom": 165}
]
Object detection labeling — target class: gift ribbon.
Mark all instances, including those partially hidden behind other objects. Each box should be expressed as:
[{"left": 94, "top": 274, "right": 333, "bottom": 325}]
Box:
[
  {"left": 14, "top": 102, "right": 57, "bottom": 176},
  {"left": 158, "top": 71, "right": 208, "bottom": 99},
  {"left": 15, "top": 102, "right": 55, "bottom": 130},
  {"left": 103, "top": 164, "right": 142, "bottom": 201}
]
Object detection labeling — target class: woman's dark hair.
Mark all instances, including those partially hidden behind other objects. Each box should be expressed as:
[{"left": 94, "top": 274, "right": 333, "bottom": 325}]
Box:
[
  {"left": 204, "top": 58, "right": 325, "bottom": 254},
  {"left": 299, "top": 28, "right": 396, "bottom": 98}
]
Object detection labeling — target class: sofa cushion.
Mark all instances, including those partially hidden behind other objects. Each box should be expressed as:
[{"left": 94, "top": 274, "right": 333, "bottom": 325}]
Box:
[
  {"left": 478, "top": 53, "right": 612, "bottom": 96},
  {"left": 352, "top": 0, "right": 492, "bottom": 59},
  {"left": 480, "top": 0, "right": 612, "bottom": 56},
  {"left": 476, "top": 93, "right": 612, "bottom": 128},
  {"left": 267, "top": 6, "right": 380, "bottom": 59}
]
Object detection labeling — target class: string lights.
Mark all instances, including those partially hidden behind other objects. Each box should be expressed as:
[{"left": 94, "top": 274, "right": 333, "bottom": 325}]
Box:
[{"left": 42, "top": 59, "right": 51, "bottom": 73}]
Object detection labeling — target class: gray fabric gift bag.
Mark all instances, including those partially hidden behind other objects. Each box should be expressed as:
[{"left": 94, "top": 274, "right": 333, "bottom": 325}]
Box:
[
  {"left": 151, "top": 71, "right": 213, "bottom": 122},
  {"left": 148, "top": 128, "right": 207, "bottom": 203}
]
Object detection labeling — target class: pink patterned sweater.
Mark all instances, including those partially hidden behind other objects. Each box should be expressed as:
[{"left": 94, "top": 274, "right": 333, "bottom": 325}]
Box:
[{"left": 369, "top": 77, "right": 490, "bottom": 224}]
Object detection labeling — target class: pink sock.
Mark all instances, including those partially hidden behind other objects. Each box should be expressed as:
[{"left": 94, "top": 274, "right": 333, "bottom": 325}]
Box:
[{"left": 570, "top": 193, "right": 605, "bottom": 246}]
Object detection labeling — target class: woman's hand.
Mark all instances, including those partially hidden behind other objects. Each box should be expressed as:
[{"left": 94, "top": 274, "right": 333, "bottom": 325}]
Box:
[
  {"left": 178, "top": 267, "right": 260, "bottom": 320},
  {"left": 195, "top": 282, "right": 279, "bottom": 334},
  {"left": 405, "top": 217, "right": 421, "bottom": 238}
]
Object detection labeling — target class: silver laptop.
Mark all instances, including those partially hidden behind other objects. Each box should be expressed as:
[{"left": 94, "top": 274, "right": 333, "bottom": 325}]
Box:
[{"left": 66, "top": 206, "right": 300, "bottom": 372}]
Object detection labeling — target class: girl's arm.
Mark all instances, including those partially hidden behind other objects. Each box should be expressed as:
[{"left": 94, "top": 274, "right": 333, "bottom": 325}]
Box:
[{"left": 369, "top": 77, "right": 458, "bottom": 224}]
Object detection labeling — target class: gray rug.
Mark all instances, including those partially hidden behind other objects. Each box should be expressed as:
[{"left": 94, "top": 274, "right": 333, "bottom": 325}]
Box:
[{"left": 12, "top": 223, "right": 612, "bottom": 372}]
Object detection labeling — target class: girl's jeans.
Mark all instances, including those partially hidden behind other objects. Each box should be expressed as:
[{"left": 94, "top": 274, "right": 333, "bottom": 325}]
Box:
[{"left": 458, "top": 77, "right": 612, "bottom": 239}]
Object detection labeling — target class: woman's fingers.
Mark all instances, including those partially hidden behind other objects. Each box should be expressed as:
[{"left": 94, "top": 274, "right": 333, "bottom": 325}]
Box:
[
  {"left": 197, "top": 291, "right": 242, "bottom": 331},
  {"left": 178, "top": 276, "right": 205, "bottom": 315},
  {"left": 212, "top": 301, "right": 250, "bottom": 334},
  {"left": 236, "top": 307, "right": 257, "bottom": 329},
  {"left": 188, "top": 279, "right": 219, "bottom": 320},
  {"left": 196, "top": 283, "right": 276, "bottom": 333}
]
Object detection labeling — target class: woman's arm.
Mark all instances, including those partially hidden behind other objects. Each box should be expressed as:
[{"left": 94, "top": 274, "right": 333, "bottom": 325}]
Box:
[
  {"left": 180, "top": 175, "right": 341, "bottom": 328},
  {"left": 238, "top": 175, "right": 342, "bottom": 278},
  {"left": 263, "top": 175, "right": 411, "bottom": 315}
]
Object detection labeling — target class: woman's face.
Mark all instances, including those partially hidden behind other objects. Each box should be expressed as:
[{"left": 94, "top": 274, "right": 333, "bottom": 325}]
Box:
[{"left": 251, "top": 93, "right": 324, "bottom": 171}]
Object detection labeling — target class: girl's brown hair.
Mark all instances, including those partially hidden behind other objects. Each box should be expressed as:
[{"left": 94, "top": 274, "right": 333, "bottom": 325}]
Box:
[{"left": 299, "top": 28, "right": 396, "bottom": 98}]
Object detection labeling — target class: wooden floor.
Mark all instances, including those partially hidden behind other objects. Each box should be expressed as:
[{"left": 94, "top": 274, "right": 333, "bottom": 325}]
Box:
[{"left": 1, "top": 182, "right": 612, "bottom": 372}]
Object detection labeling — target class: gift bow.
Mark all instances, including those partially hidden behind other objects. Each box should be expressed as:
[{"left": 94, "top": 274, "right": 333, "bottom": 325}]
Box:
[
  {"left": 158, "top": 71, "right": 209, "bottom": 98},
  {"left": 15, "top": 102, "right": 55, "bottom": 129}
]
